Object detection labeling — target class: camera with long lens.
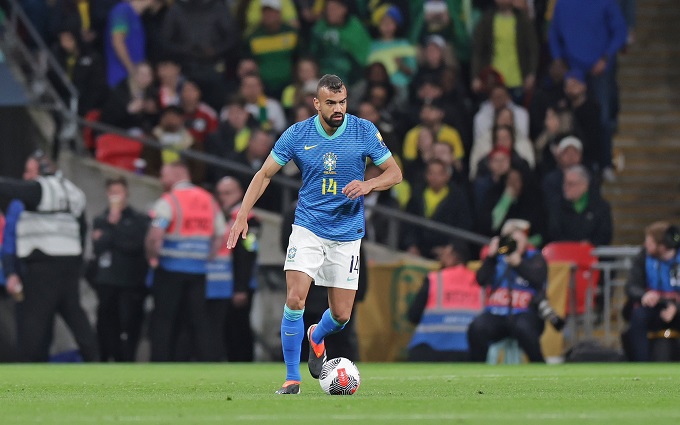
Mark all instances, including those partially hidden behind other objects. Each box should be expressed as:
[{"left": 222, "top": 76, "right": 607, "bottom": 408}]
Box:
[
  {"left": 537, "top": 298, "right": 565, "bottom": 331},
  {"left": 497, "top": 235, "right": 518, "bottom": 255}
]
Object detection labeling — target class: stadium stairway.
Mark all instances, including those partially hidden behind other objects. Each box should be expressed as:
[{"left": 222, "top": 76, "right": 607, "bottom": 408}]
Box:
[{"left": 606, "top": 0, "right": 680, "bottom": 244}]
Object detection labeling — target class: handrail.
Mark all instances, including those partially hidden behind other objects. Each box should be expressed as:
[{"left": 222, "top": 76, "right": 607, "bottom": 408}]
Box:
[{"left": 3, "top": 0, "right": 79, "bottom": 99}]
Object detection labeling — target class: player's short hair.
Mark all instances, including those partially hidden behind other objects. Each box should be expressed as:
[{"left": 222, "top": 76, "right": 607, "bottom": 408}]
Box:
[{"left": 317, "top": 74, "right": 344, "bottom": 95}]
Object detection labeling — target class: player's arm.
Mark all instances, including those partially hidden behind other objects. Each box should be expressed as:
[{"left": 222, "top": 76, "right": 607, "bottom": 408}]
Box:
[
  {"left": 342, "top": 156, "right": 402, "bottom": 200},
  {"left": 227, "top": 155, "right": 282, "bottom": 248}
]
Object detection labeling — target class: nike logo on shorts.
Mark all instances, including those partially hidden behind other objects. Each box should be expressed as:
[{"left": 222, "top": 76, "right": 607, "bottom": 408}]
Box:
[
  {"left": 304, "top": 144, "right": 318, "bottom": 150},
  {"left": 347, "top": 277, "right": 357, "bottom": 282}
]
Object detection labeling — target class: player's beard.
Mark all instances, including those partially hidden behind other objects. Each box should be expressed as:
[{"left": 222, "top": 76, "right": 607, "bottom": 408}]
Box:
[{"left": 321, "top": 112, "right": 344, "bottom": 128}]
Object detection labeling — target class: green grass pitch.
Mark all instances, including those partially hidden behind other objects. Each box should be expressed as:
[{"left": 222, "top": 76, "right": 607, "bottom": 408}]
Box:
[{"left": 1, "top": 363, "right": 679, "bottom": 424}]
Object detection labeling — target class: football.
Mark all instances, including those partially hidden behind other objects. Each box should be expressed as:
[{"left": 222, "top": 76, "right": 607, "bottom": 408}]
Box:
[{"left": 318, "top": 357, "right": 361, "bottom": 395}]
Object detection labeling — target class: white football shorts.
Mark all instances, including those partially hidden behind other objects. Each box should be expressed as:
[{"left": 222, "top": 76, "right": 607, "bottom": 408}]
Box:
[{"left": 284, "top": 225, "right": 362, "bottom": 290}]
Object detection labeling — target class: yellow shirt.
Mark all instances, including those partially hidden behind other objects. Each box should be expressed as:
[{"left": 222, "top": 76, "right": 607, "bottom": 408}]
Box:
[
  {"left": 423, "top": 187, "right": 449, "bottom": 219},
  {"left": 402, "top": 125, "right": 465, "bottom": 161},
  {"left": 492, "top": 14, "right": 522, "bottom": 88}
]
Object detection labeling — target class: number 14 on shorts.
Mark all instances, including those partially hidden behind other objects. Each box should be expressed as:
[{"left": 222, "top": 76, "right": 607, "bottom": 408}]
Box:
[{"left": 348, "top": 254, "right": 360, "bottom": 274}]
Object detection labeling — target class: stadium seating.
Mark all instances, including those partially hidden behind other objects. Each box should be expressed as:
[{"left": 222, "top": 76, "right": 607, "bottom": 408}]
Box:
[
  {"left": 541, "top": 242, "right": 600, "bottom": 316},
  {"left": 95, "top": 133, "right": 143, "bottom": 172}
]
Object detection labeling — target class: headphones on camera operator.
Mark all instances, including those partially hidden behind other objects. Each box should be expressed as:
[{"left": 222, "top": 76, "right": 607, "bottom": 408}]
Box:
[{"left": 662, "top": 225, "right": 680, "bottom": 251}]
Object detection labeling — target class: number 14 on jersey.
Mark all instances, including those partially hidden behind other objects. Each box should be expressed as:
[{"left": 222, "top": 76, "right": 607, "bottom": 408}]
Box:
[{"left": 321, "top": 178, "right": 337, "bottom": 195}]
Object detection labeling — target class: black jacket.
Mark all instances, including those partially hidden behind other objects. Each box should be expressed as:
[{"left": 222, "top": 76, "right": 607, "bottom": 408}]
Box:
[
  {"left": 92, "top": 206, "right": 150, "bottom": 287},
  {"left": 547, "top": 193, "right": 612, "bottom": 246}
]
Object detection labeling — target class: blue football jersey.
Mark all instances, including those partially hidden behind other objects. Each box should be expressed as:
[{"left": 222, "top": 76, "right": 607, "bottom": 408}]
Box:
[{"left": 271, "top": 114, "right": 392, "bottom": 241}]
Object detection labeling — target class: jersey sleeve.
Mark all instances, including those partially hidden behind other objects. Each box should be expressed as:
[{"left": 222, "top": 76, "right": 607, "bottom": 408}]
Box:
[
  {"left": 149, "top": 198, "right": 172, "bottom": 229},
  {"left": 270, "top": 125, "right": 296, "bottom": 166},
  {"left": 110, "top": 6, "right": 130, "bottom": 35},
  {"left": 363, "top": 120, "right": 392, "bottom": 166}
]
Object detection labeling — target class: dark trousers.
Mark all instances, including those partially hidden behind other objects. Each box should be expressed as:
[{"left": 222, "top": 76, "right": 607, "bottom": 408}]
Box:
[
  {"left": 624, "top": 306, "right": 680, "bottom": 362},
  {"left": 16, "top": 257, "right": 99, "bottom": 362},
  {"left": 95, "top": 284, "right": 147, "bottom": 362},
  {"left": 149, "top": 267, "right": 216, "bottom": 362},
  {"left": 205, "top": 291, "right": 255, "bottom": 362},
  {"left": 467, "top": 311, "right": 545, "bottom": 363}
]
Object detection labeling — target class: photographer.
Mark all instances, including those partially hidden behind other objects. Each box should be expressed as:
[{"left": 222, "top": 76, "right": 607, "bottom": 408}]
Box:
[
  {"left": 467, "top": 219, "right": 547, "bottom": 362},
  {"left": 622, "top": 221, "right": 680, "bottom": 362}
]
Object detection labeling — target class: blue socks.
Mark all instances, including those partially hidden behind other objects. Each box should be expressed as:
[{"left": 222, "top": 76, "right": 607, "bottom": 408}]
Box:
[
  {"left": 281, "top": 305, "right": 304, "bottom": 382},
  {"left": 312, "top": 308, "right": 347, "bottom": 345}
]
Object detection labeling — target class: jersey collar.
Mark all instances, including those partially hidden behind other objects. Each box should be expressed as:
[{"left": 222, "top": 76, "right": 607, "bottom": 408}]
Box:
[{"left": 314, "top": 114, "right": 347, "bottom": 140}]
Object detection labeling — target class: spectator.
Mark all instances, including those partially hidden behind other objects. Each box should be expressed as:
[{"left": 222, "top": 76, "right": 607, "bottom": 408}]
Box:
[
  {"left": 563, "top": 70, "right": 604, "bottom": 174},
  {"left": 473, "top": 84, "right": 529, "bottom": 143},
  {"left": 0, "top": 152, "right": 98, "bottom": 362},
  {"left": 104, "top": 0, "right": 153, "bottom": 88},
  {"left": 232, "top": 128, "right": 280, "bottom": 212},
  {"left": 149, "top": 105, "right": 195, "bottom": 179},
  {"left": 47, "top": 0, "right": 99, "bottom": 48},
  {"left": 541, "top": 136, "right": 598, "bottom": 214},
  {"left": 239, "top": 73, "right": 287, "bottom": 134},
  {"left": 91, "top": 176, "right": 149, "bottom": 362},
  {"left": 180, "top": 80, "right": 219, "bottom": 145},
  {"left": 367, "top": 4, "right": 417, "bottom": 91},
  {"left": 402, "top": 97, "right": 465, "bottom": 179},
  {"left": 474, "top": 124, "right": 531, "bottom": 181},
  {"left": 309, "top": 0, "right": 372, "bottom": 86},
  {"left": 622, "top": 221, "right": 680, "bottom": 361},
  {"left": 410, "top": 35, "right": 458, "bottom": 101},
  {"left": 205, "top": 95, "right": 256, "bottom": 185},
  {"left": 534, "top": 105, "right": 573, "bottom": 176},
  {"left": 145, "top": 162, "right": 225, "bottom": 361},
  {"left": 244, "top": 0, "right": 300, "bottom": 98},
  {"left": 100, "top": 62, "right": 159, "bottom": 134},
  {"left": 473, "top": 145, "right": 511, "bottom": 216},
  {"left": 357, "top": 100, "right": 400, "bottom": 158},
  {"left": 471, "top": 0, "right": 539, "bottom": 103},
  {"left": 51, "top": 28, "right": 108, "bottom": 116},
  {"left": 408, "top": 240, "right": 478, "bottom": 361},
  {"left": 237, "top": 0, "right": 300, "bottom": 37},
  {"left": 155, "top": 56, "right": 184, "bottom": 109},
  {"left": 141, "top": 0, "right": 170, "bottom": 66},
  {"left": 280, "top": 57, "right": 320, "bottom": 117},
  {"left": 402, "top": 159, "right": 473, "bottom": 259},
  {"left": 549, "top": 0, "right": 627, "bottom": 181},
  {"left": 477, "top": 167, "right": 545, "bottom": 245},
  {"left": 206, "top": 177, "right": 260, "bottom": 361},
  {"left": 467, "top": 220, "right": 547, "bottom": 362},
  {"left": 529, "top": 59, "right": 567, "bottom": 141},
  {"left": 161, "top": 0, "right": 238, "bottom": 111},
  {"left": 350, "top": 62, "right": 405, "bottom": 119},
  {"left": 469, "top": 106, "right": 534, "bottom": 179},
  {"left": 547, "top": 165, "right": 612, "bottom": 246},
  {"left": 618, "top": 0, "right": 637, "bottom": 45},
  {"left": 407, "top": 0, "right": 473, "bottom": 75}
]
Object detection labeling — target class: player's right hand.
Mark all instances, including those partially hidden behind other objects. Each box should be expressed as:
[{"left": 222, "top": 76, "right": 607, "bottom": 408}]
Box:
[{"left": 227, "top": 215, "right": 249, "bottom": 249}]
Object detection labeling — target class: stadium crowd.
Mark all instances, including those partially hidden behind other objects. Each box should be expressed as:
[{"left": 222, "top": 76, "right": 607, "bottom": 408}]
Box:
[{"left": 1, "top": 0, "right": 665, "bottom": 363}]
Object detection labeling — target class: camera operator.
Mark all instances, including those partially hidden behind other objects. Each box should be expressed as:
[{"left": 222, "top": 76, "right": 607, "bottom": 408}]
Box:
[
  {"left": 622, "top": 221, "right": 680, "bottom": 362},
  {"left": 467, "top": 219, "right": 547, "bottom": 362}
]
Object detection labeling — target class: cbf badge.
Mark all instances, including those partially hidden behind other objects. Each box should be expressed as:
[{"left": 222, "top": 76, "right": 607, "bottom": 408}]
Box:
[
  {"left": 323, "top": 152, "right": 337, "bottom": 174},
  {"left": 287, "top": 247, "right": 297, "bottom": 262}
]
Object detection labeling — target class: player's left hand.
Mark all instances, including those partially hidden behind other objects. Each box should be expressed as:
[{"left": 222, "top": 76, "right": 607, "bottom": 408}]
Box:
[{"left": 342, "top": 180, "right": 372, "bottom": 200}]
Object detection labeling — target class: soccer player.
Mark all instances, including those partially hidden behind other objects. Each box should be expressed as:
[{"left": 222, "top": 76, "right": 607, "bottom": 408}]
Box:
[{"left": 227, "top": 74, "right": 402, "bottom": 394}]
